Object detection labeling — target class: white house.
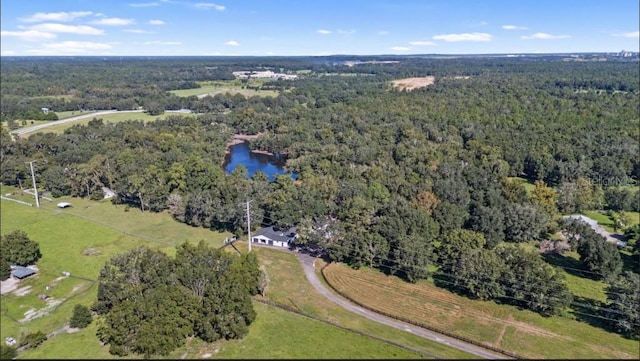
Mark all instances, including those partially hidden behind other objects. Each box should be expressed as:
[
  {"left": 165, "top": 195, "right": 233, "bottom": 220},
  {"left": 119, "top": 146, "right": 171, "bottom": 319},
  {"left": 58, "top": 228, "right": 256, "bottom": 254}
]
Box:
[{"left": 251, "top": 226, "right": 298, "bottom": 247}]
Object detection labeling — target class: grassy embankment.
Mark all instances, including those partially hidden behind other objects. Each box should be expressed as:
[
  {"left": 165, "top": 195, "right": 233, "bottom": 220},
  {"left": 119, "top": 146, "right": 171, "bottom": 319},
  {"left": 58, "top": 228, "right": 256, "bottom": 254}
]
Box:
[
  {"left": 321, "top": 260, "right": 639, "bottom": 359},
  {"left": 1, "top": 187, "right": 470, "bottom": 359}
]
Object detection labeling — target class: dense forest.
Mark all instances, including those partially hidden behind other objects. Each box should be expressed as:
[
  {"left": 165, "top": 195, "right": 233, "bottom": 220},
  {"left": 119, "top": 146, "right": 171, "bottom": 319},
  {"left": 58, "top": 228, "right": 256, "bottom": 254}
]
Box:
[{"left": 1, "top": 55, "right": 638, "bottom": 340}]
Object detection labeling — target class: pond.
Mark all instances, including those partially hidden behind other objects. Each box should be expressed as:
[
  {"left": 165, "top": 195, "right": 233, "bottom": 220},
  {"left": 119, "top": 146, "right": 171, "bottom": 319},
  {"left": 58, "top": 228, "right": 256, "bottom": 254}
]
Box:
[{"left": 223, "top": 142, "right": 297, "bottom": 181}]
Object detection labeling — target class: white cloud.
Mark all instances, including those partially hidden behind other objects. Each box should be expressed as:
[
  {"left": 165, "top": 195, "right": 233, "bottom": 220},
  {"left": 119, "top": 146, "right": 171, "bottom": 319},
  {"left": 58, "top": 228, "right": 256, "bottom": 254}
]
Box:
[
  {"left": 521, "top": 32, "right": 571, "bottom": 40},
  {"left": 92, "top": 18, "right": 135, "bottom": 26},
  {"left": 378, "top": 31, "right": 389, "bottom": 35},
  {"left": 225, "top": 40, "right": 239, "bottom": 46},
  {"left": 502, "top": 25, "right": 527, "bottom": 30},
  {"left": 409, "top": 40, "right": 437, "bottom": 46},
  {"left": 317, "top": 29, "right": 331, "bottom": 35},
  {"left": 124, "top": 29, "right": 154, "bottom": 34},
  {"left": 2, "top": 50, "right": 16, "bottom": 56},
  {"left": 20, "top": 11, "right": 93, "bottom": 23},
  {"left": 194, "top": 3, "right": 226, "bottom": 10},
  {"left": 144, "top": 40, "right": 181, "bottom": 45},
  {"left": 432, "top": 32, "right": 492, "bottom": 42},
  {"left": 129, "top": 2, "right": 160, "bottom": 7},
  {"left": 26, "top": 23, "right": 104, "bottom": 35},
  {"left": 391, "top": 46, "right": 411, "bottom": 51},
  {"left": 27, "top": 41, "right": 113, "bottom": 55},
  {"left": 0, "top": 30, "right": 57, "bottom": 41},
  {"left": 337, "top": 29, "right": 355, "bottom": 35},
  {"left": 612, "top": 31, "right": 639, "bottom": 38},
  {"left": 149, "top": 20, "right": 166, "bottom": 25}
]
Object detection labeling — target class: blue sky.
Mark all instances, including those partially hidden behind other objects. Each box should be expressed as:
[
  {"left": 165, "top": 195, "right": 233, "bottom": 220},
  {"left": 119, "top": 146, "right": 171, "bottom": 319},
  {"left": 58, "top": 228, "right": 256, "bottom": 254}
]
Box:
[{"left": 1, "top": 0, "right": 638, "bottom": 56}]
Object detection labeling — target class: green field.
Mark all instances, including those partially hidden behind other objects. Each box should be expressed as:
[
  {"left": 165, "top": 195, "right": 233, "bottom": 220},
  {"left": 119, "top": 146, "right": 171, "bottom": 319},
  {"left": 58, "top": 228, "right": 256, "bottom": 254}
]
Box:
[
  {"left": 18, "top": 112, "right": 190, "bottom": 137},
  {"left": 1, "top": 188, "right": 472, "bottom": 359},
  {"left": 169, "top": 80, "right": 279, "bottom": 98},
  {"left": 322, "top": 262, "right": 640, "bottom": 359},
  {"left": 506, "top": 176, "right": 536, "bottom": 195}
]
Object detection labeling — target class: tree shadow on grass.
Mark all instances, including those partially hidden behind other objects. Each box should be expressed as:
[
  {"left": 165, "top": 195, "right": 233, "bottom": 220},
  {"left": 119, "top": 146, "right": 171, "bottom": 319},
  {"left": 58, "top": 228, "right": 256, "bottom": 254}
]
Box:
[
  {"left": 570, "top": 295, "right": 618, "bottom": 333},
  {"left": 541, "top": 252, "right": 600, "bottom": 279}
]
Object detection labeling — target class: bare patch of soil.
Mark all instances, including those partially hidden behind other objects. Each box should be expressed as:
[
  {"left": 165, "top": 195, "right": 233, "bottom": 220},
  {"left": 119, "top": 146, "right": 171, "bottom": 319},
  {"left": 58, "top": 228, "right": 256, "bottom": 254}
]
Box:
[
  {"left": 82, "top": 248, "right": 101, "bottom": 256},
  {"left": 20, "top": 298, "right": 63, "bottom": 323},
  {"left": 13, "top": 285, "right": 32, "bottom": 296},
  {"left": 391, "top": 76, "right": 435, "bottom": 91},
  {"left": 0, "top": 278, "right": 20, "bottom": 295}
]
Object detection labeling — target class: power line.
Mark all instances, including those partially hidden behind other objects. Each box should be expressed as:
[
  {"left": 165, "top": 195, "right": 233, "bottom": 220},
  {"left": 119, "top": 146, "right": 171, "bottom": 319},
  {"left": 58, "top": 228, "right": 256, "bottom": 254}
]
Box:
[{"left": 367, "top": 254, "right": 639, "bottom": 317}]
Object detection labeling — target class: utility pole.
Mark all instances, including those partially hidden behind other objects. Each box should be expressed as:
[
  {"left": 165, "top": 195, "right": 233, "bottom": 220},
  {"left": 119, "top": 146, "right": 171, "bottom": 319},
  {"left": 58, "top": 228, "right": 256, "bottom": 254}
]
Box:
[
  {"left": 29, "top": 161, "right": 40, "bottom": 208},
  {"left": 246, "top": 200, "right": 252, "bottom": 253}
]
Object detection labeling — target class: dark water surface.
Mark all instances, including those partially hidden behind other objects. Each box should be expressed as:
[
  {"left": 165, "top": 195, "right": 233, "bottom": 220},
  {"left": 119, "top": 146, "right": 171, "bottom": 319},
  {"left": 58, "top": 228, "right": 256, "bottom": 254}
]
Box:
[{"left": 223, "top": 142, "right": 297, "bottom": 181}]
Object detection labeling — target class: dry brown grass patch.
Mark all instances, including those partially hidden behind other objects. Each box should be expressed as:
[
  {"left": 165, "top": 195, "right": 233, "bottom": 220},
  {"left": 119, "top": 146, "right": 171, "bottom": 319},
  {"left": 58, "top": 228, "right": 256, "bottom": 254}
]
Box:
[{"left": 391, "top": 76, "right": 435, "bottom": 91}]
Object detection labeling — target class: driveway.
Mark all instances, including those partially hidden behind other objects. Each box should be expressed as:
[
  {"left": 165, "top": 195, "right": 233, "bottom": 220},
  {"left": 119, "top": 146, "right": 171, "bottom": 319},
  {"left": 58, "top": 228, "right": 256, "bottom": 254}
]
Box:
[{"left": 250, "top": 243, "right": 509, "bottom": 359}]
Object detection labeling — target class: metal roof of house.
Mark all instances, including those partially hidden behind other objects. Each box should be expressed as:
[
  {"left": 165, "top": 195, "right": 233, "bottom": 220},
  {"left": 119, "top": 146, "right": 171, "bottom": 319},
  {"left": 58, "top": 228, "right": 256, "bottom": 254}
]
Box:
[
  {"left": 11, "top": 266, "right": 36, "bottom": 279},
  {"left": 57, "top": 202, "right": 72, "bottom": 208},
  {"left": 253, "top": 226, "right": 297, "bottom": 243}
]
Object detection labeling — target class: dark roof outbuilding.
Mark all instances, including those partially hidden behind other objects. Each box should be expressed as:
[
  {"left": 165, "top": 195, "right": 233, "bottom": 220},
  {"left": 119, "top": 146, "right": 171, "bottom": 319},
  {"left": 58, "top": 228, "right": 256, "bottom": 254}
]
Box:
[{"left": 11, "top": 266, "right": 36, "bottom": 279}]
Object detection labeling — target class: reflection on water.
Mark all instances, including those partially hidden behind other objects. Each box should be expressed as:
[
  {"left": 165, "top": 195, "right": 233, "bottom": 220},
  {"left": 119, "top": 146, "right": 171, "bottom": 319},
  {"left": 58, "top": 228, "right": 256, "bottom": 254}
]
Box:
[{"left": 223, "top": 142, "right": 297, "bottom": 181}]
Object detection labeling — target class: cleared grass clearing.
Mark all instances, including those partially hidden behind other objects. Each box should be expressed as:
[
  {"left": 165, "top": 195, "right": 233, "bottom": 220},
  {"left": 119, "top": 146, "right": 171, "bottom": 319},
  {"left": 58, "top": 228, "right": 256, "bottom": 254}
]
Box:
[
  {"left": 506, "top": 176, "right": 536, "bottom": 195},
  {"left": 21, "top": 112, "right": 186, "bottom": 136},
  {"left": 322, "top": 262, "right": 639, "bottom": 359},
  {"left": 169, "top": 80, "right": 279, "bottom": 98}
]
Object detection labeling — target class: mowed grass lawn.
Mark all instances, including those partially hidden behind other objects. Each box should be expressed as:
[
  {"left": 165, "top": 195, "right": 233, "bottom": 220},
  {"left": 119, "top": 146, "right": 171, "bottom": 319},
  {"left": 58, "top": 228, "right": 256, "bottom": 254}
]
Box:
[
  {"left": 582, "top": 210, "right": 640, "bottom": 233},
  {"left": 322, "top": 262, "right": 640, "bottom": 359},
  {"left": 175, "top": 302, "right": 425, "bottom": 359}
]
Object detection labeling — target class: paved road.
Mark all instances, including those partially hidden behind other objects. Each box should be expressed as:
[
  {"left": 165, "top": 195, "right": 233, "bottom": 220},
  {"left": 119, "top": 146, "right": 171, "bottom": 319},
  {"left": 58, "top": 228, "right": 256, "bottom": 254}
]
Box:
[
  {"left": 250, "top": 243, "right": 510, "bottom": 359},
  {"left": 10, "top": 109, "right": 192, "bottom": 138},
  {"left": 10, "top": 110, "right": 144, "bottom": 137}
]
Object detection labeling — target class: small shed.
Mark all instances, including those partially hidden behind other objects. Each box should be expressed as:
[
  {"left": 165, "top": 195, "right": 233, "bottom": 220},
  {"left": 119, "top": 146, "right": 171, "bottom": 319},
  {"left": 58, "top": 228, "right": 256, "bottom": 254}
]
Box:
[
  {"left": 11, "top": 266, "right": 36, "bottom": 279},
  {"left": 57, "top": 202, "right": 72, "bottom": 208}
]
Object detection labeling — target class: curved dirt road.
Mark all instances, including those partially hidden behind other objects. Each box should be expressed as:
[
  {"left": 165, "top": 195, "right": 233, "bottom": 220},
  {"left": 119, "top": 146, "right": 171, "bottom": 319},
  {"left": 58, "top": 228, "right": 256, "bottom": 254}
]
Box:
[{"left": 293, "top": 252, "right": 510, "bottom": 359}]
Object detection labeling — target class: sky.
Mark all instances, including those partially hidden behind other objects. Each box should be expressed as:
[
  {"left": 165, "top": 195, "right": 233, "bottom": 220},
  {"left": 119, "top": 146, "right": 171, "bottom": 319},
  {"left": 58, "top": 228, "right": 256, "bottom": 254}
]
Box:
[{"left": 1, "top": 0, "right": 638, "bottom": 56}]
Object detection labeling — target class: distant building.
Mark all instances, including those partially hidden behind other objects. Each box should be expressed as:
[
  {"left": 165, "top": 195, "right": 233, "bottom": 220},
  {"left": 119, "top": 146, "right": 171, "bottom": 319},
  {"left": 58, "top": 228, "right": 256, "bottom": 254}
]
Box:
[
  {"left": 232, "top": 70, "right": 298, "bottom": 80},
  {"left": 41, "top": 107, "right": 49, "bottom": 114},
  {"left": 252, "top": 226, "right": 298, "bottom": 247},
  {"left": 618, "top": 50, "right": 634, "bottom": 57}
]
